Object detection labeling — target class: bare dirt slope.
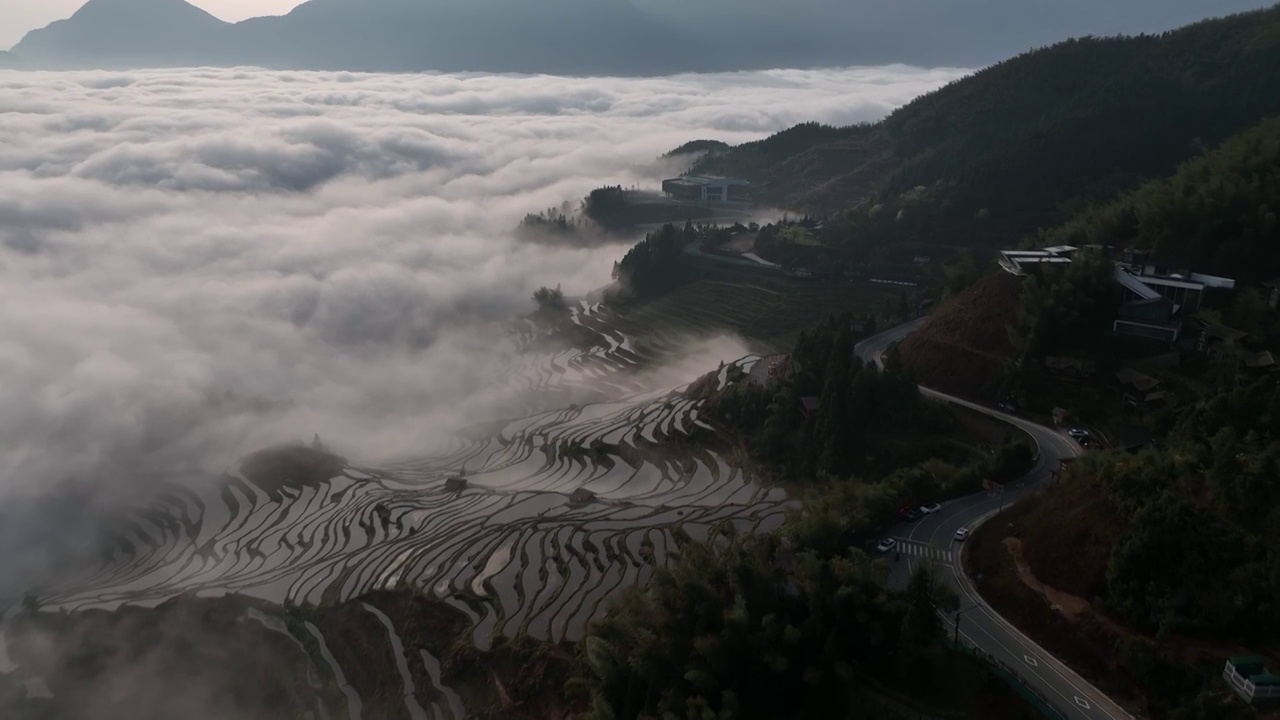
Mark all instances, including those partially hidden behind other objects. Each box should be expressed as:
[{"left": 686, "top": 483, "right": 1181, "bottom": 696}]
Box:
[{"left": 898, "top": 273, "right": 1022, "bottom": 402}]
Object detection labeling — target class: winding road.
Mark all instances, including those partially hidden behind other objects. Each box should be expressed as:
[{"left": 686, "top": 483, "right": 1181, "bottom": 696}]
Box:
[{"left": 854, "top": 319, "right": 1133, "bottom": 720}]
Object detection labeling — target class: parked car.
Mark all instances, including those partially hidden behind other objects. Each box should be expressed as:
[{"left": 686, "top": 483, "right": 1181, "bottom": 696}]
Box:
[
  {"left": 998, "top": 400, "right": 1018, "bottom": 414},
  {"left": 876, "top": 538, "right": 897, "bottom": 553},
  {"left": 954, "top": 528, "right": 970, "bottom": 541},
  {"left": 1076, "top": 436, "right": 1093, "bottom": 448},
  {"left": 1067, "top": 427, "right": 1091, "bottom": 438},
  {"left": 920, "top": 502, "right": 942, "bottom": 515},
  {"left": 901, "top": 507, "right": 924, "bottom": 522}
]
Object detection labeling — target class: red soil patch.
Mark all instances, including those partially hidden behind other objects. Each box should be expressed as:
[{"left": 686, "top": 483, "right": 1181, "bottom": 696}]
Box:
[
  {"left": 899, "top": 273, "right": 1021, "bottom": 402},
  {"left": 1002, "top": 537, "right": 1092, "bottom": 621}
]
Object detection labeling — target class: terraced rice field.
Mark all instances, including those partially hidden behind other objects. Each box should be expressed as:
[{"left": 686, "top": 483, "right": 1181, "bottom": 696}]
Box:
[{"left": 31, "top": 301, "right": 792, "bottom": 653}]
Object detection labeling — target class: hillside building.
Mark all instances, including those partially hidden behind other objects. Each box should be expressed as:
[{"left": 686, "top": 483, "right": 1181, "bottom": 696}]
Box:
[
  {"left": 1115, "top": 258, "right": 1235, "bottom": 314},
  {"left": 1224, "top": 656, "right": 1280, "bottom": 704},
  {"left": 998, "top": 245, "right": 1236, "bottom": 344},
  {"left": 661, "top": 174, "right": 751, "bottom": 203},
  {"left": 997, "top": 245, "right": 1078, "bottom": 275}
]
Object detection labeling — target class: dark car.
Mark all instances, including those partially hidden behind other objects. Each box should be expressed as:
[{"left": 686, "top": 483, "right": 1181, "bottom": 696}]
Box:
[{"left": 901, "top": 507, "right": 924, "bottom": 522}]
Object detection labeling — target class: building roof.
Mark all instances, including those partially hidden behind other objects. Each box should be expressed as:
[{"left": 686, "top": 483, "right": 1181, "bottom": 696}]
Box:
[
  {"left": 674, "top": 174, "right": 749, "bottom": 186},
  {"left": 1044, "top": 356, "right": 1097, "bottom": 373},
  {"left": 1115, "top": 266, "right": 1165, "bottom": 301},
  {"left": 1202, "top": 323, "right": 1247, "bottom": 343},
  {"left": 1230, "top": 655, "right": 1270, "bottom": 669},
  {"left": 1242, "top": 351, "right": 1276, "bottom": 369},
  {"left": 998, "top": 250, "right": 1073, "bottom": 276},
  {"left": 1189, "top": 272, "right": 1235, "bottom": 289},
  {"left": 1118, "top": 297, "right": 1177, "bottom": 323},
  {"left": 1116, "top": 368, "right": 1162, "bottom": 392}
]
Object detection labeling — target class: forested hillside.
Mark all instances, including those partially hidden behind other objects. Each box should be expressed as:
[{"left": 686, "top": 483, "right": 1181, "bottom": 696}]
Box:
[
  {"left": 1034, "top": 116, "right": 1280, "bottom": 282},
  {"left": 968, "top": 379, "right": 1280, "bottom": 718},
  {"left": 695, "top": 5, "right": 1280, "bottom": 253}
]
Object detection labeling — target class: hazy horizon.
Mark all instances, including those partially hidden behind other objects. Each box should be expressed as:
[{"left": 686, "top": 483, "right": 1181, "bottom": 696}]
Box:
[
  {"left": 0, "top": 0, "right": 306, "bottom": 48},
  {"left": 3, "top": 0, "right": 1273, "bottom": 72}
]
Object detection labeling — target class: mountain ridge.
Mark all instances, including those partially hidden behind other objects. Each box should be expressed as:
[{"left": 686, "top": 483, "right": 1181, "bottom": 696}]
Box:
[
  {"left": 8, "top": 0, "right": 1276, "bottom": 75},
  {"left": 692, "top": 5, "right": 1280, "bottom": 248},
  {"left": 11, "top": 0, "right": 702, "bottom": 74}
]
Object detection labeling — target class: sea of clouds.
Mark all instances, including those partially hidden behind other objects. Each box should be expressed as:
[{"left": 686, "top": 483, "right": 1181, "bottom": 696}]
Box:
[{"left": 0, "top": 65, "right": 965, "bottom": 539}]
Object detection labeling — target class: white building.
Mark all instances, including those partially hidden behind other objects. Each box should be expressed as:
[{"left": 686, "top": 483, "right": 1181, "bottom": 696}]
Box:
[
  {"left": 661, "top": 174, "right": 751, "bottom": 203},
  {"left": 997, "top": 246, "right": 1077, "bottom": 276}
]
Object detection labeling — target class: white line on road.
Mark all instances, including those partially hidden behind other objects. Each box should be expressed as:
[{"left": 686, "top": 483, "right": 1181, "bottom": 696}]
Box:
[{"left": 1024, "top": 654, "right": 1039, "bottom": 667}]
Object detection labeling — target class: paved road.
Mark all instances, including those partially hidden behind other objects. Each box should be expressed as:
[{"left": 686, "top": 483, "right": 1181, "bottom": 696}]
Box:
[{"left": 854, "top": 320, "right": 1133, "bottom": 720}]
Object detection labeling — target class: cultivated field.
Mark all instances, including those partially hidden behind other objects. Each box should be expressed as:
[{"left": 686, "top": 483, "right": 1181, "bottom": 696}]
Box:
[{"left": 611, "top": 278, "right": 901, "bottom": 351}]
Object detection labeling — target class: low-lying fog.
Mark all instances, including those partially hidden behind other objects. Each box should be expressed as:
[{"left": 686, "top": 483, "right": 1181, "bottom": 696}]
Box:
[{"left": 0, "top": 65, "right": 965, "bottom": 587}]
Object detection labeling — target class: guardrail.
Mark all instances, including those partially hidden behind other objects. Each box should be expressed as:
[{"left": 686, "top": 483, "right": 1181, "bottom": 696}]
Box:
[{"left": 944, "top": 638, "right": 1069, "bottom": 720}]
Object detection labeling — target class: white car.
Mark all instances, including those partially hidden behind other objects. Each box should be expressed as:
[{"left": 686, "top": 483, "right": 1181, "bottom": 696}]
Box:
[
  {"left": 953, "top": 528, "right": 970, "bottom": 541},
  {"left": 875, "top": 538, "right": 897, "bottom": 553},
  {"left": 1067, "top": 427, "right": 1091, "bottom": 438},
  {"left": 920, "top": 503, "right": 942, "bottom": 514}
]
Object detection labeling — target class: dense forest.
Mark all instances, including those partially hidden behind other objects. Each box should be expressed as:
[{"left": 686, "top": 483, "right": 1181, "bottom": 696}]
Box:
[
  {"left": 985, "top": 380, "right": 1280, "bottom": 717},
  {"left": 611, "top": 222, "right": 697, "bottom": 299},
  {"left": 1091, "top": 379, "right": 1280, "bottom": 642},
  {"left": 695, "top": 314, "right": 1034, "bottom": 543},
  {"left": 700, "top": 313, "right": 941, "bottom": 478},
  {"left": 695, "top": 6, "right": 1280, "bottom": 254},
  {"left": 576, "top": 537, "right": 964, "bottom": 720}
]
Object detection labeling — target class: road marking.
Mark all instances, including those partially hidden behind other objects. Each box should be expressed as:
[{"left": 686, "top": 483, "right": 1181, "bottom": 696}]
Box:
[
  {"left": 889, "top": 539, "right": 953, "bottom": 562},
  {"left": 1024, "top": 654, "right": 1039, "bottom": 667},
  {"left": 1075, "top": 696, "right": 1092, "bottom": 709},
  {"left": 950, "top": 567, "right": 1124, "bottom": 720}
]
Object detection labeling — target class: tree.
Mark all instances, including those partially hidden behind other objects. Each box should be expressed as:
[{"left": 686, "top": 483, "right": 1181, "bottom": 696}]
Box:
[
  {"left": 533, "top": 284, "right": 566, "bottom": 311},
  {"left": 898, "top": 566, "right": 958, "bottom": 676}
]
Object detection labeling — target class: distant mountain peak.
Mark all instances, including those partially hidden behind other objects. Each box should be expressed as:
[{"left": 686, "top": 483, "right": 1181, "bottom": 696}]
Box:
[
  {"left": 69, "top": 0, "right": 225, "bottom": 20},
  {"left": 13, "top": 0, "right": 229, "bottom": 69}
]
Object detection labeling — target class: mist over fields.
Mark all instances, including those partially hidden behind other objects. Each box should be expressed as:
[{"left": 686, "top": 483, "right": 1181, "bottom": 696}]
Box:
[{"left": 0, "top": 66, "right": 965, "bottom": 590}]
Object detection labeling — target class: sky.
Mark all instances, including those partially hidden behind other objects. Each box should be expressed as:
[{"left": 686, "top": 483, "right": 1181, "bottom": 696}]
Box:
[
  {"left": 0, "top": 0, "right": 307, "bottom": 48},
  {"left": 0, "top": 64, "right": 965, "bottom": 587}
]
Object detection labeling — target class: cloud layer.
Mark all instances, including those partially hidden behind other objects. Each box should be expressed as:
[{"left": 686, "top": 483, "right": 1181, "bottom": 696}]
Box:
[{"left": 0, "top": 65, "right": 964, "bottom": 512}]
